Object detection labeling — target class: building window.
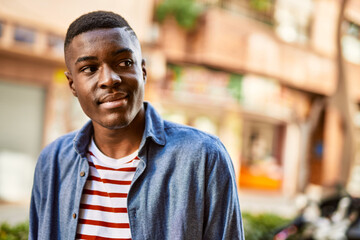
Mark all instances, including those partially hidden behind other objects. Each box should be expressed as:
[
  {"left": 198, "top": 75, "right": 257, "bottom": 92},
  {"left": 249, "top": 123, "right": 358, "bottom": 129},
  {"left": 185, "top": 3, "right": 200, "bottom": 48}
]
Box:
[
  {"left": 240, "top": 120, "right": 284, "bottom": 190},
  {"left": 47, "top": 34, "right": 64, "bottom": 56},
  {"left": 14, "top": 25, "right": 35, "bottom": 44},
  {"left": 342, "top": 21, "right": 360, "bottom": 64},
  {"left": 274, "top": 0, "right": 313, "bottom": 43}
]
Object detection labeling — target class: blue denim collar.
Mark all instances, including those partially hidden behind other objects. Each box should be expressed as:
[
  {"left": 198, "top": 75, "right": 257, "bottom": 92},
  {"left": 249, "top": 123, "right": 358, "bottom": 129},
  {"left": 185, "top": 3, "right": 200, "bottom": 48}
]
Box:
[
  {"left": 72, "top": 102, "right": 166, "bottom": 158},
  {"left": 140, "top": 102, "right": 166, "bottom": 148}
]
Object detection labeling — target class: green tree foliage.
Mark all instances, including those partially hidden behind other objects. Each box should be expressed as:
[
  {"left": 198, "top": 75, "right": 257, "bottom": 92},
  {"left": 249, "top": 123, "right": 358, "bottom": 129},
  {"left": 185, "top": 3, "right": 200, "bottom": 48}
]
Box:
[
  {"left": 227, "top": 74, "right": 243, "bottom": 103},
  {"left": 249, "top": 0, "right": 273, "bottom": 12},
  {"left": 0, "top": 222, "right": 29, "bottom": 240},
  {"left": 243, "top": 212, "right": 291, "bottom": 240},
  {"left": 155, "top": 0, "right": 204, "bottom": 30}
]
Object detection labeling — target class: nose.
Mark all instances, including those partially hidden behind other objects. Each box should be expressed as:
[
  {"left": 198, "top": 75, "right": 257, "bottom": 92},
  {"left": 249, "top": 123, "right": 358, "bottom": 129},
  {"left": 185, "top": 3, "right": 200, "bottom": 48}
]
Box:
[{"left": 99, "top": 64, "right": 121, "bottom": 88}]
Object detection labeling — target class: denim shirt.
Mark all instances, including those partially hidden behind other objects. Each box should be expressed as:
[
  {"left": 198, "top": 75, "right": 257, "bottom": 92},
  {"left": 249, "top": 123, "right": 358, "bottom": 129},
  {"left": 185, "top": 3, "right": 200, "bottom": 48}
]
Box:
[{"left": 29, "top": 102, "right": 244, "bottom": 240}]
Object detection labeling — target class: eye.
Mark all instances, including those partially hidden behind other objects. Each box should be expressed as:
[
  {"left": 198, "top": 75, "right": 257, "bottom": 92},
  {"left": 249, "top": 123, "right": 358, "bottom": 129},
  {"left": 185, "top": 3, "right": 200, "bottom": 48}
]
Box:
[
  {"left": 119, "top": 60, "right": 133, "bottom": 67},
  {"left": 81, "top": 66, "right": 98, "bottom": 73}
]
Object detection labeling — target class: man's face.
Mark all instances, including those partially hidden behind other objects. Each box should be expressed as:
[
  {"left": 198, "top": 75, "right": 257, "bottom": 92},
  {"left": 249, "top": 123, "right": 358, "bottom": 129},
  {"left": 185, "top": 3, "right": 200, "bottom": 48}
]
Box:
[{"left": 65, "top": 27, "right": 146, "bottom": 130}]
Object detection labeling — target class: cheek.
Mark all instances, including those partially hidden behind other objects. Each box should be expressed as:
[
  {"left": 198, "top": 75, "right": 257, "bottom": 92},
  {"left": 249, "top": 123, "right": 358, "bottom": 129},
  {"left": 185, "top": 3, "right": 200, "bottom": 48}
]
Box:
[
  {"left": 126, "top": 73, "right": 144, "bottom": 93},
  {"left": 73, "top": 85, "right": 96, "bottom": 112},
  {"left": 77, "top": 96, "right": 94, "bottom": 116},
  {"left": 133, "top": 81, "right": 145, "bottom": 99}
]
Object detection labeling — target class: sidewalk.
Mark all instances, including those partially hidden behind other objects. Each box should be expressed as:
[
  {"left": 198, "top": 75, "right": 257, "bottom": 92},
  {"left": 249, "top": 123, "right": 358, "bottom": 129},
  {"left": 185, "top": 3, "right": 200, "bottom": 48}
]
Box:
[
  {"left": 0, "top": 202, "right": 29, "bottom": 225},
  {"left": 239, "top": 189, "right": 298, "bottom": 218}
]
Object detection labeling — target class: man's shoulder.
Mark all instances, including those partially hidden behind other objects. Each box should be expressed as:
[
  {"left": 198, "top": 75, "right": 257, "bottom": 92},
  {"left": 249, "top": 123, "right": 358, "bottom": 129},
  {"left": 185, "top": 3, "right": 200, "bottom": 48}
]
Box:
[
  {"left": 39, "top": 130, "right": 78, "bottom": 159},
  {"left": 48, "top": 130, "right": 77, "bottom": 147},
  {"left": 163, "top": 120, "right": 223, "bottom": 148},
  {"left": 162, "top": 120, "right": 233, "bottom": 170},
  {"left": 164, "top": 120, "right": 216, "bottom": 137}
]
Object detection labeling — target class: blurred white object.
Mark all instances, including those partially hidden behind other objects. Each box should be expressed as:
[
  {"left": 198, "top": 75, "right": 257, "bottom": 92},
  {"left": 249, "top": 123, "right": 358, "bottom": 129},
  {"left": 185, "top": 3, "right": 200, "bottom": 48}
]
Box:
[
  {"left": 274, "top": 0, "right": 313, "bottom": 43},
  {"left": 0, "top": 151, "right": 36, "bottom": 203},
  {"left": 303, "top": 201, "right": 321, "bottom": 222},
  {"left": 307, "top": 196, "right": 353, "bottom": 240},
  {"left": 332, "top": 197, "right": 351, "bottom": 223},
  {"left": 342, "top": 35, "right": 360, "bottom": 64},
  {"left": 295, "top": 194, "right": 309, "bottom": 211}
]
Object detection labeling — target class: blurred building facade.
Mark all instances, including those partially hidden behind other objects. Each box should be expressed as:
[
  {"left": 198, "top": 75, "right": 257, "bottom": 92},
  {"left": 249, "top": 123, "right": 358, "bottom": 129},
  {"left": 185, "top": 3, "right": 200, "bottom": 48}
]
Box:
[
  {"left": 156, "top": 0, "right": 360, "bottom": 199},
  {"left": 0, "top": 0, "right": 360, "bottom": 205}
]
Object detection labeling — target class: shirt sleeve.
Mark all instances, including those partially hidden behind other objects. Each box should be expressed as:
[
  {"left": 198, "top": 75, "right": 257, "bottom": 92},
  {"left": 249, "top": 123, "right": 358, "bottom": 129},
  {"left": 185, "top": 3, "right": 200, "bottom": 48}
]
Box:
[{"left": 202, "top": 140, "right": 245, "bottom": 240}]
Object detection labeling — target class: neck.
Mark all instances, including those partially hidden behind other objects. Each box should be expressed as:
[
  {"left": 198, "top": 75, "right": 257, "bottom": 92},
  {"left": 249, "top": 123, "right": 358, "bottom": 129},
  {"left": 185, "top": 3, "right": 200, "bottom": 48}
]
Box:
[{"left": 92, "top": 109, "right": 145, "bottom": 159}]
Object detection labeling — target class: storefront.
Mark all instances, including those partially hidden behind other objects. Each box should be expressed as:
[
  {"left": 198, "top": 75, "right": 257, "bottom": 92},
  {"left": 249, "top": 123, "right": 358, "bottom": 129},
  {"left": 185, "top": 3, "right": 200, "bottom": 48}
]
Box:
[{"left": 159, "top": 63, "right": 314, "bottom": 195}]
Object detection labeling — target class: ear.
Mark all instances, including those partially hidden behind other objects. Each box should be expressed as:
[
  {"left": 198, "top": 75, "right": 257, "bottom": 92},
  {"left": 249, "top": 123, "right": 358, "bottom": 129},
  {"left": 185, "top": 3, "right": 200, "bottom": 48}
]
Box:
[
  {"left": 141, "top": 59, "right": 147, "bottom": 83},
  {"left": 65, "top": 71, "right": 78, "bottom": 97}
]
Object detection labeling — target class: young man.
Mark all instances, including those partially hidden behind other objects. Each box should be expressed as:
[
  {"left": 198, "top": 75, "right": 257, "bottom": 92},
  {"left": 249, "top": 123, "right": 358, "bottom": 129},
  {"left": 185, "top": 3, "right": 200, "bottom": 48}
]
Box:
[{"left": 29, "top": 11, "right": 244, "bottom": 240}]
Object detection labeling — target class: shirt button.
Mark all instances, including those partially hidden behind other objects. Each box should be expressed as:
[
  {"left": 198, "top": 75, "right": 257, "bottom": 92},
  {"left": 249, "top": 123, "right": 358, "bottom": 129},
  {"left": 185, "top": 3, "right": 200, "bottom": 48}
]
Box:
[
  {"left": 80, "top": 171, "right": 85, "bottom": 177},
  {"left": 73, "top": 213, "right": 77, "bottom": 219}
]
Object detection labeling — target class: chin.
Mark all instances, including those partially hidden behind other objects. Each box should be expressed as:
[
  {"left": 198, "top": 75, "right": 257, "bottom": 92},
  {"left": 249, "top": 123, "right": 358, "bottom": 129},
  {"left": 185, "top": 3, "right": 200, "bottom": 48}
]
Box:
[
  {"left": 90, "top": 106, "right": 143, "bottom": 130},
  {"left": 99, "top": 118, "right": 132, "bottom": 130}
]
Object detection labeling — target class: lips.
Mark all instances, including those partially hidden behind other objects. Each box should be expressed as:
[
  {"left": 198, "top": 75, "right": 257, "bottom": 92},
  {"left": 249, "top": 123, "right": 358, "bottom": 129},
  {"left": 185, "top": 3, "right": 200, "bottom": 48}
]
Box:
[
  {"left": 99, "top": 92, "right": 127, "bottom": 103},
  {"left": 98, "top": 92, "right": 128, "bottom": 109}
]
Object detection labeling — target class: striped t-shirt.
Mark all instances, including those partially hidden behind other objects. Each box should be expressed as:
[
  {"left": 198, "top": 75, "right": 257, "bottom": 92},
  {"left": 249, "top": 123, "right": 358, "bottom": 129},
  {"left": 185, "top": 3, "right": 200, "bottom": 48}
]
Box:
[{"left": 76, "top": 138, "right": 140, "bottom": 240}]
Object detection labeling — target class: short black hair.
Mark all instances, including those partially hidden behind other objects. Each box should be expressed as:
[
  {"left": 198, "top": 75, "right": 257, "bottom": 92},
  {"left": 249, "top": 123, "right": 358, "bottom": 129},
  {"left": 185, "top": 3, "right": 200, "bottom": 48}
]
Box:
[{"left": 64, "top": 11, "right": 137, "bottom": 51}]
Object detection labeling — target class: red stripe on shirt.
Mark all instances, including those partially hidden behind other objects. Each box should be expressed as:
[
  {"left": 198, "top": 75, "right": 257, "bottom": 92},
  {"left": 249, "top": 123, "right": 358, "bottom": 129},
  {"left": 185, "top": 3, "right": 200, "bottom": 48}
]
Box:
[
  {"left": 125, "top": 156, "right": 140, "bottom": 164},
  {"left": 76, "top": 233, "right": 131, "bottom": 240},
  {"left": 83, "top": 189, "right": 128, "bottom": 198},
  {"left": 78, "top": 219, "right": 130, "bottom": 228},
  {"left": 80, "top": 204, "right": 127, "bottom": 213},
  {"left": 88, "top": 151, "right": 95, "bottom": 157},
  {"left": 88, "top": 176, "right": 132, "bottom": 185}
]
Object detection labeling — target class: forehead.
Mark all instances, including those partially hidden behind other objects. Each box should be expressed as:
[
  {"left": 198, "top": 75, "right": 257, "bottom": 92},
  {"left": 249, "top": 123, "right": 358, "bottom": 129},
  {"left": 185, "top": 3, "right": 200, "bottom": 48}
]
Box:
[{"left": 65, "top": 27, "right": 141, "bottom": 62}]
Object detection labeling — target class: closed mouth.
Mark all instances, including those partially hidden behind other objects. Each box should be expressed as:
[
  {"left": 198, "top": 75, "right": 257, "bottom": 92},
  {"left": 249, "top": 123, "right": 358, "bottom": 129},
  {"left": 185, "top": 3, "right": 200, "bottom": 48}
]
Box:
[
  {"left": 99, "top": 92, "right": 128, "bottom": 104},
  {"left": 97, "top": 92, "right": 129, "bottom": 109}
]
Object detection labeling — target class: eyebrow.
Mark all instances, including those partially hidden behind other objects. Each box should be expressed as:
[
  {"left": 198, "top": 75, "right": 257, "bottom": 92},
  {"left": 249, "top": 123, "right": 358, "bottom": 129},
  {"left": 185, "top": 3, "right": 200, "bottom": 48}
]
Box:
[
  {"left": 75, "top": 56, "right": 98, "bottom": 64},
  {"left": 112, "top": 48, "right": 134, "bottom": 56},
  {"left": 74, "top": 48, "right": 134, "bottom": 65}
]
